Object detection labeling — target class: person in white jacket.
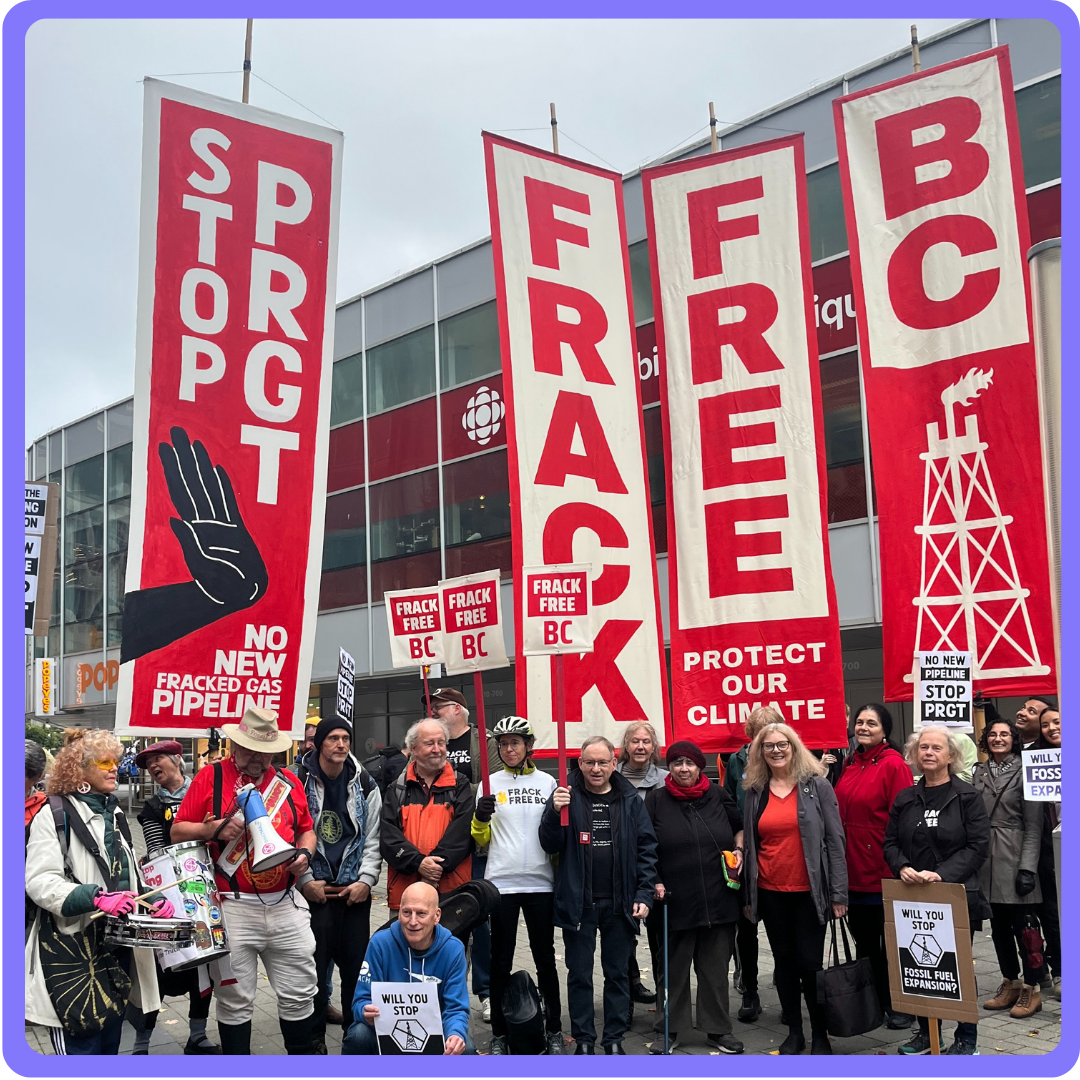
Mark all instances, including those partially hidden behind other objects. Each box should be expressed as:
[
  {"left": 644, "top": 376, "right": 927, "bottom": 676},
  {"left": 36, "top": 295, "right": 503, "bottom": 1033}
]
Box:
[
  {"left": 25, "top": 729, "right": 164, "bottom": 1055},
  {"left": 471, "top": 717, "right": 564, "bottom": 1055}
]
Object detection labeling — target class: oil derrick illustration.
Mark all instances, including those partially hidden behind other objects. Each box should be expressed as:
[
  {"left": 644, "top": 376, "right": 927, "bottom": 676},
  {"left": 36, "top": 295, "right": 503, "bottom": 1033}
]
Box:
[{"left": 908, "top": 368, "right": 1050, "bottom": 682}]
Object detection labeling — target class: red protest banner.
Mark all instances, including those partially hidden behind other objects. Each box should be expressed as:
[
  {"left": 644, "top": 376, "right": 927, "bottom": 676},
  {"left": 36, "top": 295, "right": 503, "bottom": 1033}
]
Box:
[
  {"left": 642, "top": 135, "right": 847, "bottom": 752},
  {"left": 834, "top": 48, "right": 1057, "bottom": 700},
  {"left": 116, "top": 80, "right": 342, "bottom": 736},
  {"left": 483, "top": 133, "right": 670, "bottom": 756}
]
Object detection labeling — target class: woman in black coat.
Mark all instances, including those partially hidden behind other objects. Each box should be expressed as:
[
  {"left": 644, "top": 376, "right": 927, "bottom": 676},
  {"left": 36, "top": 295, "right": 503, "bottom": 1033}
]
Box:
[{"left": 645, "top": 741, "right": 744, "bottom": 1055}]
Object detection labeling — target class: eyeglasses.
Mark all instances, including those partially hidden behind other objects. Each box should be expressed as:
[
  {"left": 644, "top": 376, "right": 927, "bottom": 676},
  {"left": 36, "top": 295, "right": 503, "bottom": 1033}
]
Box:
[
  {"left": 581, "top": 759, "right": 612, "bottom": 769},
  {"left": 93, "top": 759, "right": 119, "bottom": 771},
  {"left": 762, "top": 742, "right": 790, "bottom": 753}
]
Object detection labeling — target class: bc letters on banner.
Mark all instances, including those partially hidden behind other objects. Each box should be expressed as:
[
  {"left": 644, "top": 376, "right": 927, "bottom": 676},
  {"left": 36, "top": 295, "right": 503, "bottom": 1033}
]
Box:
[
  {"left": 642, "top": 135, "right": 846, "bottom": 751},
  {"left": 385, "top": 586, "right": 446, "bottom": 669},
  {"left": 522, "top": 563, "right": 595, "bottom": 656},
  {"left": 440, "top": 570, "right": 507, "bottom": 674},
  {"left": 116, "top": 80, "right": 342, "bottom": 736},
  {"left": 483, "top": 134, "right": 669, "bottom": 754},
  {"left": 834, "top": 48, "right": 1056, "bottom": 700}
]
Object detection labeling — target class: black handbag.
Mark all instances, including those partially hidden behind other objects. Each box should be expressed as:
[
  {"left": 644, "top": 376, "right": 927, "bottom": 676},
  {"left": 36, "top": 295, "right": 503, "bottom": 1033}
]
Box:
[{"left": 815, "top": 916, "right": 884, "bottom": 1038}]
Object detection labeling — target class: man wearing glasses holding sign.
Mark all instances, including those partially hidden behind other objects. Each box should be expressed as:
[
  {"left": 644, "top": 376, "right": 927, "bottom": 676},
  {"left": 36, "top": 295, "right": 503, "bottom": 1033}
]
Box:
[{"left": 539, "top": 736, "right": 658, "bottom": 1056}]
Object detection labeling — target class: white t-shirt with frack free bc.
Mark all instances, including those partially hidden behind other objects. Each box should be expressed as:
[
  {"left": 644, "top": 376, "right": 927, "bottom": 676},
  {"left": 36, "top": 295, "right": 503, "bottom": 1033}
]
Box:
[{"left": 483, "top": 767, "right": 557, "bottom": 894}]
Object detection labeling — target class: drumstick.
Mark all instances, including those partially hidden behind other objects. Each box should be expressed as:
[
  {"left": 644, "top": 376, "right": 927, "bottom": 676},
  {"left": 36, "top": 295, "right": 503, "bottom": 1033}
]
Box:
[{"left": 87, "top": 871, "right": 204, "bottom": 921}]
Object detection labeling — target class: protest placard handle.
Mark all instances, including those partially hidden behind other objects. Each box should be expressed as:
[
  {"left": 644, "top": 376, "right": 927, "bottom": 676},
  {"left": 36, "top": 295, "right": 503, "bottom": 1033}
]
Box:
[
  {"left": 555, "top": 654, "right": 568, "bottom": 826},
  {"left": 474, "top": 670, "right": 490, "bottom": 798},
  {"left": 422, "top": 665, "right": 431, "bottom": 717}
]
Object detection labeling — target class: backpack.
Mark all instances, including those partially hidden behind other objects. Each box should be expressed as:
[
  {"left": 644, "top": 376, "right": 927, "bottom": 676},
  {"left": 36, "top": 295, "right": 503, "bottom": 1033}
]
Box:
[
  {"left": 363, "top": 745, "right": 407, "bottom": 794},
  {"left": 371, "top": 878, "right": 500, "bottom": 946},
  {"left": 502, "top": 970, "right": 547, "bottom": 1055}
]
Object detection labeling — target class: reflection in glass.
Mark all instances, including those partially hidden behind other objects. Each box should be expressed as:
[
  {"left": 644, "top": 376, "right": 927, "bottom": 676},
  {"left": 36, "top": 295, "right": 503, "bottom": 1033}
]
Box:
[
  {"left": 807, "top": 163, "right": 847, "bottom": 262},
  {"left": 820, "top": 351, "right": 867, "bottom": 522},
  {"left": 367, "top": 326, "right": 435, "bottom": 414},
  {"left": 440, "top": 301, "right": 500, "bottom": 389},
  {"left": 369, "top": 470, "right": 440, "bottom": 561},
  {"left": 323, "top": 489, "right": 367, "bottom": 571},
  {"left": 628, "top": 240, "right": 653, "bottom": 323},
  {"left": 443, "top": 452, "right": 511, "bottom": 547},
  {"left": 331, "top": 353, "right": 364, "bottom": 426},
  {"left": 1016, "top": 76, "right": 1060, "bottom": 189},
  {"left": 65, "top": 455, "right": 104, "bottom": 515}
]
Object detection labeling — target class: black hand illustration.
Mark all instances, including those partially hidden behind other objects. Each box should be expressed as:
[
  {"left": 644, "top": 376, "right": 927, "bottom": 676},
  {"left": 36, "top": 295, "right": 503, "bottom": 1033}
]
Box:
[{"left": 121, "top": 427, "right": 269, "bottom": 664}]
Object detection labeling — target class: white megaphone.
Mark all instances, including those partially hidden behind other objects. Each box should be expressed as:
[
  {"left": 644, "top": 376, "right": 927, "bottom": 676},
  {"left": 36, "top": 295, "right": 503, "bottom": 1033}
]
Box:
[{"left": 236, "top": 784, "right": 297, "bottom": 872}]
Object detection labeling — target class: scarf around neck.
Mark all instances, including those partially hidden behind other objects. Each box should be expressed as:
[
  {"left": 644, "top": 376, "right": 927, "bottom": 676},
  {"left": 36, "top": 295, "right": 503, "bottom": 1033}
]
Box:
[{"left": 665, "top": 773, "right": 711, "bottom": 801}]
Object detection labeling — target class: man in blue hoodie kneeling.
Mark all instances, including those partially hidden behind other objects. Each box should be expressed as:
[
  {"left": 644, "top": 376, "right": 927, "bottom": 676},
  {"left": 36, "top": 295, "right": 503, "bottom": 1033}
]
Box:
[{"left": 343, "top": 882, "right": 474, "bottom": 1055}]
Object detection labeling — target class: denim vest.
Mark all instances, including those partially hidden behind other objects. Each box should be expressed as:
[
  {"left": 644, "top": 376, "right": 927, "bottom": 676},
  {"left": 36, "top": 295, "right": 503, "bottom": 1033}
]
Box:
[{"left": 302, "top": 755, "right": 372, "bottom": 885}]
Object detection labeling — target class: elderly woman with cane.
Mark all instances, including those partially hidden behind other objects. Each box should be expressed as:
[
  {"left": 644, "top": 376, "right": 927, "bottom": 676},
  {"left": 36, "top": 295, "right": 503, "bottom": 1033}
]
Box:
[{"left": 25, "top": 729, "right": 170, "bottom": 1055}]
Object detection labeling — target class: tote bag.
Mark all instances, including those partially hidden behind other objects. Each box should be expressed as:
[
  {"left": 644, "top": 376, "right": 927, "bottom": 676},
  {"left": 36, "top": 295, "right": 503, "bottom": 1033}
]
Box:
[{"left": 815, "top": 916, "right": 884, "bottom": 1037}]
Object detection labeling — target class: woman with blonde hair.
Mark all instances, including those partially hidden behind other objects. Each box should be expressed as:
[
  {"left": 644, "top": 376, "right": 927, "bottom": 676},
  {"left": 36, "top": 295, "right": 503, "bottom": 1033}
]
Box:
[
  {"left": 25, "top": 728, "right": 169, "bottom": 1054},
  {"left": 741, "top": 723, "right": 848, "bottom": 1054}
]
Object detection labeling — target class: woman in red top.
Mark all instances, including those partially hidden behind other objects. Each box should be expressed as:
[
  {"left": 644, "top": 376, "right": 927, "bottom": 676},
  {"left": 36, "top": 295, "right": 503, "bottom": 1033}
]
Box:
[{"left": 834, "top": 704, "right": 914, "bottom": 1030}]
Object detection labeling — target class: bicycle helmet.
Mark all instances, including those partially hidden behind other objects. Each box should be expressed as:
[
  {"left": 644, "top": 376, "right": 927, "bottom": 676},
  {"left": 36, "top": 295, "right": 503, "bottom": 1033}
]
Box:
[{"left": 492, "top": 716, "right": 534, "bottom": 739}]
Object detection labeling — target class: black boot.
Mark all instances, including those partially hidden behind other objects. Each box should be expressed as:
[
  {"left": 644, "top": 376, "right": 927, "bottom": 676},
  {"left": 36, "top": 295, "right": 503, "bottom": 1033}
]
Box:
[
  {"left": 778, "top": 1027, "right": 806, "bottom": 1054},
  {"left": 280, "top": 1015, "right": 315, "bottom": 1055},
  {"left": 630, "top": 981, "right": 656, "bottom": 1004},
  {"left": 218, "top": 1021, "right": 252, "bottom": 1055}
]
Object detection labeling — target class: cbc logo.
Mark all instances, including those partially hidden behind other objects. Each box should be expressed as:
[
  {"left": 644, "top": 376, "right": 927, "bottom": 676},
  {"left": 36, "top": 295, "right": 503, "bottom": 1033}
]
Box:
[{"left": 462, "top": 385, "right": 505, "bottom": 446}]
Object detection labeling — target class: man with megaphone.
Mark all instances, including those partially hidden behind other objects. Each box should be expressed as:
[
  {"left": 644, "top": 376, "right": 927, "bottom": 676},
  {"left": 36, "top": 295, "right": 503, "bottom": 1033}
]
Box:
[{"left": 172, "top": 706, "right": 319, "bottom": 1055}]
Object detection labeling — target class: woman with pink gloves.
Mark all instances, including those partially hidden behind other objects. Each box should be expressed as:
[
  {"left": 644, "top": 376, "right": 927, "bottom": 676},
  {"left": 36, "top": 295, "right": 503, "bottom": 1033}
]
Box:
[{"left": 25, "top": 728, "right": 171, "bottom": 1054}]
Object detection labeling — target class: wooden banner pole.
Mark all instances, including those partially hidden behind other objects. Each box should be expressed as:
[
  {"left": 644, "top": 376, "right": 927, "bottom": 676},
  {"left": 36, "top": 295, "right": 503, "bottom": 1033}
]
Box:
[
  {"left": 555, "top": 654, "right": 568, "bottom": 825},
  {"left": 911, "top": 24, "right": 921, "bottom": 72},
  {"left": 421, "top": 664, "right": 432, "bottom": 716},
  {"left": 709, "top": 102, "right": 718, "bottom": 153},
  {"left": 242, "top": 19, "right": 253, "bottom": 104},
  {"left": 928, "top": 1016, "right": 940, "bottom": 1055},
  {"left": 473, "top": 670, "right": 491, "bottom": 798},
  {"left": 550, "top": 102, "right": 559, "bottom": 155}
]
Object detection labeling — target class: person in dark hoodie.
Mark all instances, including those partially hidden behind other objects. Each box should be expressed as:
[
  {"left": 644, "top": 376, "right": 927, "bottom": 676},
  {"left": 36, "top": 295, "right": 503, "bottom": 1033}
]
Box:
[
  {"left": 296, "top": 718, "right": 383, "bottom": 1053},
  {"left": 539, "top": 735, "right": 658, "bottom": 1056},
  {"left": 343, "top": 881, "right": 473, "bottom": 1055}
]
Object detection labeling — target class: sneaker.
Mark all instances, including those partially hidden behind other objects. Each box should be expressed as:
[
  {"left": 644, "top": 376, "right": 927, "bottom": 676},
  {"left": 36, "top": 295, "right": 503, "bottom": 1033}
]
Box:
[
  {"left": 545, "top": 1031, "right": 565, "bottom": 1055},
  {"left": 605, "top": 1042, "right": 626, "bottom": 1054},
  {"left": 574, "top": 1041, "right": 595, "bottom": 1055},
  {"left": 489, "top": 1035, "right": 509, "bottom": 1055},
  {"left": 983, "top": 978, "right": 1021, "bottom": 1010},
  {"left": 737, "top": 991, "right": 762, "bottom": 1022},
  {"left": 1010, "top": 983, "right": 1042, "bottom": 1018},
  {"left": 1041, "top": 971, "right": 1054, "bottom": 992},
  {"left": 778, "top": 1029, "right": 805, "bottom": 1054},
  {"left": 481, "top": 996, "right": 491, "bottom": 1023},
  {"left": 944, "top": 1040, "right": 980, "bottom": 1055},
  {"left": 631, "top": 980, "right": 657, "bottom": 1003},
  {"left": 707, "top": 1032, "right": 744, "bottom": 1054},
  {"left": 898, "top": 1030, "right": 933, "bottom": 1055}
]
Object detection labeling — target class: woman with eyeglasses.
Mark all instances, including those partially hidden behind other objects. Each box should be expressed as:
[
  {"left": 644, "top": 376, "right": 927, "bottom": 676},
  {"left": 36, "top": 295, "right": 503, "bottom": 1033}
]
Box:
[
  {"left": 741, "top": 723, "right": 848, "bottom": 1055},
  {"left": 833, "top": 704, "right": 914, "bottom": 1030},
  {"left": 645, "top": 741, "right": 744, "bottom": 1054},
  {"left": 25, "top": 728, "right": 172, "bottom": 1054}
]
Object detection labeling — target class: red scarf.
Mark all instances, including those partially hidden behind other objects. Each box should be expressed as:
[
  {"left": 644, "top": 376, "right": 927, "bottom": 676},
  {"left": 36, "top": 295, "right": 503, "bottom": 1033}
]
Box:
[{"left": 665, "top": 773, "right": 711, "bottom": 801}]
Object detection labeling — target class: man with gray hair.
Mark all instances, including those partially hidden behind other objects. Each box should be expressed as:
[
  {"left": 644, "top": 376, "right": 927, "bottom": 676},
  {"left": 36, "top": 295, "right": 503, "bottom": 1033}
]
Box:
[
  {"left": 381, "top": 718, "right": 475, "bottom": 912},
  {"left": 540, "top": 735, "right": 658, "bottom": 1055}
]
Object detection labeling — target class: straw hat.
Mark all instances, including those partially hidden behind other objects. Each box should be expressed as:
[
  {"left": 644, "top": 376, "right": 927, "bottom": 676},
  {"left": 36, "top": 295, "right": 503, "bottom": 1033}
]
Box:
[{"left": 221, "top": 706, "right": 293, "bottom": 753}]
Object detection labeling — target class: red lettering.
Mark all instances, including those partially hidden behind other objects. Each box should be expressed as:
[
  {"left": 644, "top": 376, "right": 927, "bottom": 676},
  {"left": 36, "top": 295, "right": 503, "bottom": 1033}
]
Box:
[
  {"left": 887, "top": 215, "right": 1000, "bottom": 329},
  {"left": 705, "top": 495, "right": 793, "bottom": 596},
  {"left": 534, "top": 392, "right": 628, "bottom": 494},
  {"left": 409, "top": 638, "right": 424, "bottom": 660},
  {"left": 876, "top": 97, "right": 990, "bottom": 220},
  {"left": 688, "top": 283, "right": 783, "bottom": 383},
  {"left": 687, "top": 177, "right": 764, "bottom": 279},
  {"left": 560, "top": 621, "right": 573, "bottom": 645},
  {"left": 561, "top": 620, "right": 645, "bottom": 723},
  {"left": 528, "top": 278, "right": 614, "bottom": 384},
  {"left": 524, "top": 177, "right": 590, "bottom": 269},
  {"left": 544, "top": 621, "right": 559, "bottom": 645},
  {"left": 700, "top": 385, "right": 785, "bottom": 489},
  {"left": 542, "top": 503, "right": 630, "bottom": 606}
]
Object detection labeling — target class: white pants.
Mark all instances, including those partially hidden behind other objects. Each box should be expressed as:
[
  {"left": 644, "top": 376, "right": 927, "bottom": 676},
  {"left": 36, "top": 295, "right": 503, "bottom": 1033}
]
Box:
[{"left": 214, "top": 895, "right": 317, "bottom": 1024}]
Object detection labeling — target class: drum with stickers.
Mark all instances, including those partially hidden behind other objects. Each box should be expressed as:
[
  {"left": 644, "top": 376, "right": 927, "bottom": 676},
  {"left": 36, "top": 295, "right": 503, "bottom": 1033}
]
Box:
[
  {"left": 142, "top": 841, "right": 230, "bottom": 971},
  {"left": 103, "top": 912, "right": 197, "bottom": 950}
]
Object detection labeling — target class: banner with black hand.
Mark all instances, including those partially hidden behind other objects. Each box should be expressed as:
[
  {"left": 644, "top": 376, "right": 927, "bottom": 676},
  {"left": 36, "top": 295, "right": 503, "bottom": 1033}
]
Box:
[{"left": 116, "top": 80, "right": 342, "bottom": 737}]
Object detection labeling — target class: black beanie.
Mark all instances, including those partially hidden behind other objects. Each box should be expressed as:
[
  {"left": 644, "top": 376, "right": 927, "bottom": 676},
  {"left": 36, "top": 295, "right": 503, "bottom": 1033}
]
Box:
[
  {"left": 313, "top": 717, "right": 352, "bottom": 755},
  {"left": 665, "top": 740, "right": 707, "bottom": 770}
]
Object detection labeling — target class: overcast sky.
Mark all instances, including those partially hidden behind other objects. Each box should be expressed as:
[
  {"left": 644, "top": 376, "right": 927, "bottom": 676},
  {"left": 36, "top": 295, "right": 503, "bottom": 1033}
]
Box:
[{"left": 24, "top": 17, "right": 965, "bottom": 441}]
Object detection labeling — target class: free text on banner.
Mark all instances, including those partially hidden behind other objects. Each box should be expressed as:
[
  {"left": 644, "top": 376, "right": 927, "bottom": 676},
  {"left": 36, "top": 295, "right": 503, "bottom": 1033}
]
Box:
[
  {"left": 385, "top": 585, "right": 446, "bottom": 669},
  {"left": 483, "top": 133, "right": 669, "bottom": 755},
  {"left": 116, "top": 79, "right": 342, "bottom": 736},
  {"left": 834, "top": 48, "right": 1056, "bottom": 700},
  {"left": 642, "top": 135, "right": 846, "bottom": 752},
  {"left": 440, "top": 570, "right": 508, "bottom": 674}
]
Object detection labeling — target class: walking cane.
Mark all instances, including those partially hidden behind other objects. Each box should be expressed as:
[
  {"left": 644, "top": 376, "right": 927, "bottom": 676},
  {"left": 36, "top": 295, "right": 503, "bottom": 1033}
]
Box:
[{"left": 663, "top": 898, "right": 670, "bottom": 1055}]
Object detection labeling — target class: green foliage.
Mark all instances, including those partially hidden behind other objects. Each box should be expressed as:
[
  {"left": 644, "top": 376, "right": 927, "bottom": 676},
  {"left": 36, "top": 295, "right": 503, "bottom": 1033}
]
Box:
[{"left": 25, "top": 720, "right": 64, "bottom": 751}]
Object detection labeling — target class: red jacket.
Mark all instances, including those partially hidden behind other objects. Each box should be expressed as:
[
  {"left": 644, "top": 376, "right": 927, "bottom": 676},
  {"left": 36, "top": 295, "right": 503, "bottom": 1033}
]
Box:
[{"left": 834, "top": 743, "right": 913, "bottom": 893}]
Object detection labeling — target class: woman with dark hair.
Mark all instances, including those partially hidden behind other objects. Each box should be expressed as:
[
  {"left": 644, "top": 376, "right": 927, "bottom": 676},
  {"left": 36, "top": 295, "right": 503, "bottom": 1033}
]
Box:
[
  {"left": 974, "top": 717, "right": 1046, "bottom": 1018},
  {"left": 834, "top": 704, "right": 914, "bottom": 1029}
]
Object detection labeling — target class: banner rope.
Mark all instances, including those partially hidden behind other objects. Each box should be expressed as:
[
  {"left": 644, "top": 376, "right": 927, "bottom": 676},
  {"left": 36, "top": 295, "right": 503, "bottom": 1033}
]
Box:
[{"left": 251, "top": 72, "right": 337, "bottom": 129}]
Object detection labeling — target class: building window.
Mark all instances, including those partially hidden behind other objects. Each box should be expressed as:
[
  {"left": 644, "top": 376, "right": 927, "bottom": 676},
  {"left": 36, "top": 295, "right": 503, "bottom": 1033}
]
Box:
[
  {"left": 48, "top": 469, "right": 61, "bottom": 657},
  {"left": 64, "top": 454, "right": 104, "bottom": 653},
  {"left": 440, "top": 301, "right": 501, "bottom": 389},
  {"left": 807, "top": 163, "right": 847, "bottom": 262},
  {"left": 331, "top": 353, "right": 364, "bottom": 426},
  {"left": 443, "top": 451, "right": 511, "bottom": 548},
  {"left": 106, "top": 444, "right": 132, "bottom": 647},
  {"left": 642, "top": 408, "right": 667, "bottom": 554},
  {"left": 64, "top": 412, "right": 105, "bottom": 467},
  {"left": 34, "top": 440, "right": 46, "bottom": 480},
  {"left": 820, "top": 351, "right": 867, "bottom": 522},
  {"left": 629, "top": 240, "right": 653, "bottom": 323},
  {"left": 1016, "top": 76, "right": 1060, "bottom": 189},
  {"left": 369, "top": 469, "right": 441, "bottom": 602},
  {"left": 323, "top": 488, "right": 367, "bottom": 571},
  {"left": 367, "top": 325, "right": 436, "bottom": 414},
  {"left": 107, "top": 400, "right": 134, "bottom": 449}
]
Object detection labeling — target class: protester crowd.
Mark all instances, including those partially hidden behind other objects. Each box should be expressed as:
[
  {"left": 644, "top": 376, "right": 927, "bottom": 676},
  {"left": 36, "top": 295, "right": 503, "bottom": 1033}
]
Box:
[{"left": 24, "top": 694, "right": 1060, "bottom": 1056}]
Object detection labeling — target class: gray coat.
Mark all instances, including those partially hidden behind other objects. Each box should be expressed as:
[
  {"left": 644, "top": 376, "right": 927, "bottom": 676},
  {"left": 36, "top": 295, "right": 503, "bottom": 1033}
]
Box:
[
  {"left": 743, "top": 775, "right": 848, "bottom": 926},
  {"left": 972, "top": 760, "right": 1043, "bottom": 905},
  {"left": 616, "top": 760, "right": 668, "bottom": 798}
]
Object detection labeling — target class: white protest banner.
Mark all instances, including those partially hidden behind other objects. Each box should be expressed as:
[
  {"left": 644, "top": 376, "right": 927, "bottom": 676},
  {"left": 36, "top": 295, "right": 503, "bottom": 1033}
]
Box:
[
  {"left": 1022, "top": 747, "right": 1061, "bottom": 801},
  {"left": 25, "top": 481, "right": 59, "bottom": 636},
  {"left": 371, "top": 981, "right": 444, "bottom": 1054},
  {"left": 439, "top": 570, "right": 507, "bottom": 674},
  {"left": 916, "top": 651, "right": 973, "bottom": 731},
  {"left": 336, "top": 647, "right": 355, "bottom": 722},
  {"left": 522, "top": 564, "right": 594, "bottom": 656},
  {"left": 483, "top": 132, "right": 669, "bottom": 755},
  {"left": 384, "top": 586, "right": 446, "bottom": 669}
]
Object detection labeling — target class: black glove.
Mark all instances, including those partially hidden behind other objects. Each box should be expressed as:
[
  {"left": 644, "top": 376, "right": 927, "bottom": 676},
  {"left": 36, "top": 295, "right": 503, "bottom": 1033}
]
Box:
[
  {"left": 475, "top": 794, "right": 497, "bottom": 823},
  {"left": 1015, "top": 869, "right": 1037, "bottom": 896}
]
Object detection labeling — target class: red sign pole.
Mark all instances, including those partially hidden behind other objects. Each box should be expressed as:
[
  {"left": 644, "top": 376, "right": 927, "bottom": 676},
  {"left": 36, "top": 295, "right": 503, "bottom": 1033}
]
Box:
[
  {"left": 473, "top": 671, "right": 491, "bottom": 798},
  {"left": 421, "top": 665, "right": 432, "bottom": 717},
  {"left": 555, "top": 654, "right": 568, "bottom": 826}
]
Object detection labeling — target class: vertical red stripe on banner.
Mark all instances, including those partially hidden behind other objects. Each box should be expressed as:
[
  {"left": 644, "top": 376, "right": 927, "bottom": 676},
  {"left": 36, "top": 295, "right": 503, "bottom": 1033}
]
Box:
[
  {"left": 834, "top": 47, "right": 1056, "bottom": 700},
  {"left": 642, "top": 135, "right": 847, "bottom": 752},
  {"left": 482, "top": 133, "right": 670, "bottom": 756},
  {"left": 116, "top": 81, "right": 341, "bottom": 736}
]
